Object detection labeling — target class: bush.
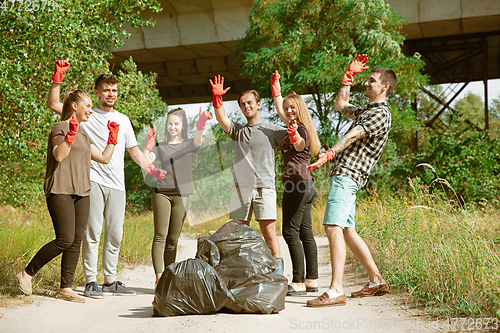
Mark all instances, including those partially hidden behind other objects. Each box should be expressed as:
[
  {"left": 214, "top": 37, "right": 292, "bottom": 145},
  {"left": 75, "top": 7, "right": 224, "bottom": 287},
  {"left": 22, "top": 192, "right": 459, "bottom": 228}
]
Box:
[{"left": 374, "top": 130, "right": 500, "bottom": 203}]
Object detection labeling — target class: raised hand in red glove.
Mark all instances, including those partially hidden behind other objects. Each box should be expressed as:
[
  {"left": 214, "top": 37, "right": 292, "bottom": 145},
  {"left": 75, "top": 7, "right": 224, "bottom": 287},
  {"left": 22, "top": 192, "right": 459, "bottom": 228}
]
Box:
[
  {"left": 307, "top": 149, "right": 335, "bottom": 171},
  {"left": 51, "top": 59, "right": 70, "bottom": 84},
  {"left": 64, "top": 115, "right": 79, "bottom": 145},
  {"left": 271, "top": 70, "right": 281, "bottom": 97},
  {"left": 341, "top": 54, "right": 369, "bottom": 86},
  {"left": 287, "top": 120, "right": 301, "bottom": 144},
  {"left": 145, "top": 126, "right": 156, "bottom": 150},
  {"left": 209, "top": 75, "right": 230, "bottom": 109},
  {"left": 145, "top": 163, "right": 166, "bottom": 181},
  {"left": 107, "top": 120, "right": 120, "bottom": 145},
  {"left": 196, "top": 106, "right": 212, "bottom": 131}
]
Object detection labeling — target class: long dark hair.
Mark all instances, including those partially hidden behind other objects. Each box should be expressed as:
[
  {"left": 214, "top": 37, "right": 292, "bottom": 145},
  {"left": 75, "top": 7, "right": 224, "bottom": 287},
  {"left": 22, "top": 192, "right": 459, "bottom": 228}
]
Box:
[{"left": 164, "top": 108, "right": 188, "bottom": 142}]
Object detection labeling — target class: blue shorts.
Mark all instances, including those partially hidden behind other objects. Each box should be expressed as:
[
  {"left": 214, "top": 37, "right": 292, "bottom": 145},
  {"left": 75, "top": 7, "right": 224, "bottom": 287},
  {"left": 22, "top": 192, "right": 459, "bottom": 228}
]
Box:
[{"left": 323, "top": 175, "right": 359, "bottom": 228}]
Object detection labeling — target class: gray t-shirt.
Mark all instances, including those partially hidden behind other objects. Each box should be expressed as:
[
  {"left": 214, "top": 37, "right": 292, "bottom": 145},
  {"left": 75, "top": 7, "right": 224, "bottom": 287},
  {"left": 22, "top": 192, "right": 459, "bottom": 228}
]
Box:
[{"left": 228, "top": 120, "right": 286, "bottom": 189}]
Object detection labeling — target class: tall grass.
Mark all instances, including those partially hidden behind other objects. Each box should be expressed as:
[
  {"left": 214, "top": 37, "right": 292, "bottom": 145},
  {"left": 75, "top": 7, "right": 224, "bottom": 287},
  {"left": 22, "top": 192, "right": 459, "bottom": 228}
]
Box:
[
  {"left": 0, "top": 207, "right": 154, "bottom": 301},
  {"left": 2, "top": 174, "right": 499, "bottom": 320},
  {"left": 120, "top": 211, "right": 155, "bottom": 266},
  {"left": 356, "top": 175, "right": 500, "bottom": 319},
  {"left": 0, "top": 203, "right": 84, "bottom": 301}
]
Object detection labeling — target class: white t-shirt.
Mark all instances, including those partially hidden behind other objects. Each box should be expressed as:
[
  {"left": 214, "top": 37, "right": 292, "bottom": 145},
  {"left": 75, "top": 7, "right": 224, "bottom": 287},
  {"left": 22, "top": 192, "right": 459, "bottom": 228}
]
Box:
[{"left": 80, "top": 108, "right": 138, "bottom": 191}]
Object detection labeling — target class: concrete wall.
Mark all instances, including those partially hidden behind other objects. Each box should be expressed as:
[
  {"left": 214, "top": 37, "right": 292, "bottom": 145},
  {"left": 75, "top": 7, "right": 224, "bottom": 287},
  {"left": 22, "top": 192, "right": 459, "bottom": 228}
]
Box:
[
  {"left": 113, "top": 0, "right": 252, "bottom": 55},
  {"left": 116, "top": 0, "right": 500, "bottom": 52},
  {"left": 387, "top": 0, "right": 500, "bottom": 39}
]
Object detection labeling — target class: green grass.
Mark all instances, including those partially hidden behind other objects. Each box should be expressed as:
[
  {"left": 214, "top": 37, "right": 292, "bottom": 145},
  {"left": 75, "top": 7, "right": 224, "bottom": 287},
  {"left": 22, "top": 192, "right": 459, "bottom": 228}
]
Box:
[
  {"left": 1, "top": 180, "right": 499, "bottom": 319},
  {"left": 0, "top": 202, "right": 80, "bottom": 302},
  {"left": 355, "top": 177, "right": 500, "bottom": 319}
]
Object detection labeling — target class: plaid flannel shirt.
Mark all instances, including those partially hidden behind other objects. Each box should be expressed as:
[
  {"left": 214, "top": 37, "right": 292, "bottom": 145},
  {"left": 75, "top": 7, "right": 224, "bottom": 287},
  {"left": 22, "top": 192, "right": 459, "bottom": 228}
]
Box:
[{"left": 329, "top": 102, "right": 391, "bottom": 189}]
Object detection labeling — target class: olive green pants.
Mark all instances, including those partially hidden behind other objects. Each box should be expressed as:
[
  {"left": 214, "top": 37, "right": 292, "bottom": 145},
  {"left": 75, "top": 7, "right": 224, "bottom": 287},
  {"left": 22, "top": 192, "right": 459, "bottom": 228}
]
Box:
[{"left": 151, "top": 192, "right": 189, "bottom": 274}]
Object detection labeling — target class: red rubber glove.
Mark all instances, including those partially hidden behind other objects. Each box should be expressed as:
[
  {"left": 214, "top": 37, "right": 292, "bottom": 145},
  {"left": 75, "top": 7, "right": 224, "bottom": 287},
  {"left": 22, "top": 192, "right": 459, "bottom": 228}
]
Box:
[
  {"left": 107, "top": 120, "right": 120, "bottom": 145},
  {"left": 209, "top": 75, "right": 230, "bottom": 109},
  {"left": 341, "top": 54, "right": 369, "bottom": 86},
  {"left": 51, "top": 59, "right": 70, "bottom": 84},
  {"left": 307, "top": 149, "right": 335, "bottom": 171},
  {"left": 145, "top": 164, "right": 166, "bottom": 181},
  {"left": 64, "top": 115, "right": 79, "bottom": 145},
  {"left": 271, "top": 70, "right": 281, "bottom": 97},
  {"left": 287, "top": 121, "right": 301, "bottom": 144},
  {"left": 196, "top": 106, "right": 212, "bottom": 131},
  {"left": 145, "top": 126, "right": 156, "bottom": 150}
]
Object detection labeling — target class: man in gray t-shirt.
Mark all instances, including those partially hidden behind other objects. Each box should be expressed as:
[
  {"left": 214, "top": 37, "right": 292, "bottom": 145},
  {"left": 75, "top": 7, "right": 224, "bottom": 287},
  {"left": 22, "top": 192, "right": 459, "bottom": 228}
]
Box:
[{"left": 210, "top": 75, "right": 286, "bottom": 257}]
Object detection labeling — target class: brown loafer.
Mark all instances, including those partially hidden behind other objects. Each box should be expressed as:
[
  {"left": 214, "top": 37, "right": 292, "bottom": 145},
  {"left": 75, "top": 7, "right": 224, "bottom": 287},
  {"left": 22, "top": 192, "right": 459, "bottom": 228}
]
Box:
[
  {"left": 351, "top": 282, "right": 389, "bottom": 298},
  {"left": 56, "top": 291, "right": 85, "bottom": 303},
  {"left": 306, "top": 292, "right": 346, "bottom": 307}
]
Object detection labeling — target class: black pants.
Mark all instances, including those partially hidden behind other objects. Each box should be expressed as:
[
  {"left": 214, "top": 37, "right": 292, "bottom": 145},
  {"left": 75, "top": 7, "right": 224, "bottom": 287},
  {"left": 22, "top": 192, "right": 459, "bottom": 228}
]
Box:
[
  {"left": 282, "top": 179, "right": 318, "bottom": 283},
  {"left": 25, "top": 194, "right": 90, "bottom": 288}
]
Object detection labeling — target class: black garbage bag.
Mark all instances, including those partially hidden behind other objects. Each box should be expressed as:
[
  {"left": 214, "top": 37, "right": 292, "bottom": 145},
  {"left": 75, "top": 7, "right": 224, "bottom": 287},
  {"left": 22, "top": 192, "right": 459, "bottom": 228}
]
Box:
[
  {"left": 225, "top": 272, "right": 287, "bottom": 314},
  {"left": 274, "top": 257, "right": 284, "bottom": 276},
  {"left": 196, "top": 237, "right": 220, "bottom": 267},
  {"left": 152, "top": 258, "right": 233, "bottom": 317},
  {"left": 196, "top": 220, "right": 287, "bottom": 314}
]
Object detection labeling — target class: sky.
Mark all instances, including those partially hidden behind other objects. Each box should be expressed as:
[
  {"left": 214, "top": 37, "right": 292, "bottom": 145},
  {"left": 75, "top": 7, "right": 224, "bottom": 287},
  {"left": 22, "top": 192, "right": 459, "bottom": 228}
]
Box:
[
  {"left": 170, "top": 79, "right": 500, "bottom": 123},
  {"left": 441, "top": 78, "right": 500, "bottom": 107}
]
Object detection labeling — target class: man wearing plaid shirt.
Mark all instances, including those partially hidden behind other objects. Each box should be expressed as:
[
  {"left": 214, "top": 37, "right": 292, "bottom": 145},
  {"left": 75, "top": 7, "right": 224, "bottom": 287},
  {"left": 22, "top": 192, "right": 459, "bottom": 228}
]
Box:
[{"left": 305, "top": 54, "right": 397, "bottom": 307}]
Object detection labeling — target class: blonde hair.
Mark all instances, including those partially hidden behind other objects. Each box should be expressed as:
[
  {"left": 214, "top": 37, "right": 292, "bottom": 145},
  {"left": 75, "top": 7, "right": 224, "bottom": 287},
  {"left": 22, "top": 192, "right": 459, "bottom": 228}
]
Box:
[
  {"left": 61, "top": 90, "right": 91, "bottom": 121},
  {"left": 283, "top": 94, "right": 321, "bottom": 155}
]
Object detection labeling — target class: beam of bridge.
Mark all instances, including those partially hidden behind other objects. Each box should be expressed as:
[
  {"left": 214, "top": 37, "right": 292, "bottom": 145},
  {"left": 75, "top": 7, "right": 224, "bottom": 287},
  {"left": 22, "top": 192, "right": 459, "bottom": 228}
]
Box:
[{"left": 110, "top": 0, "right": 500, "bottom": 105}]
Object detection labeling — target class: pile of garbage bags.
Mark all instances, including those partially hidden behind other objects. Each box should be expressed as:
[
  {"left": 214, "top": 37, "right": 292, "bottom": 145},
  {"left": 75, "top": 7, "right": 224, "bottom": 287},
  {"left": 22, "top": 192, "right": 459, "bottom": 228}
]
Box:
[{"left": 153, "top": 220, "right": 287, "bottom": 316}]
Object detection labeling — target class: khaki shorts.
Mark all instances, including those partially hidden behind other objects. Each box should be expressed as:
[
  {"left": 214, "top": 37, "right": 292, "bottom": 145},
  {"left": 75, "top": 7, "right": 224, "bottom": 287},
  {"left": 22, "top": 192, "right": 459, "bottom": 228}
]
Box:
[
  {"left": 229, "top": 186, "right": 277, "bottom": 221},
  {"left": 323, "top": 175, "right": 358, "bottom": 228}
]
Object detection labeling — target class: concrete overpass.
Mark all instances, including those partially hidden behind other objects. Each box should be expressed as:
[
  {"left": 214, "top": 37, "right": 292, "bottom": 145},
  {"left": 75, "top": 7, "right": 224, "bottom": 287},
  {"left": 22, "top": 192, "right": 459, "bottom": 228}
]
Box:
[{"left": 110, "top": 0, "right": 500, "bottom": 105}]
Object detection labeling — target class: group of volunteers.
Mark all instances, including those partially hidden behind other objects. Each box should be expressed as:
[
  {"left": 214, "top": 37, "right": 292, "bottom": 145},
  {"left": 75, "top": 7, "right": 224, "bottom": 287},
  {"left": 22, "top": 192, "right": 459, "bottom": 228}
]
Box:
[{"left": 16, "top": 54, "right": 397, "bottom": 309}]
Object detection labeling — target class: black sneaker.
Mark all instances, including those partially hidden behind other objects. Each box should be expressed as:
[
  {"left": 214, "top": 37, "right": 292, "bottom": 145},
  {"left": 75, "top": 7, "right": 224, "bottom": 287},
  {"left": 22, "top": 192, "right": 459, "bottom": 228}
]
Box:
[
  {"left": 83, "top": 281, "right": 104, "bottom": 299},
  {"left": 102, "top": 281, "right": 136, "bottom": 296}
]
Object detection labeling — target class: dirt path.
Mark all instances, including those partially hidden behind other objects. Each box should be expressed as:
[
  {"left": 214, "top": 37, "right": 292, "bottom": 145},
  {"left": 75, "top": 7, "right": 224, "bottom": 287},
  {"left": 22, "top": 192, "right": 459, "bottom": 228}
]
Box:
[{"left": 0, "top": 236, "right": 457, "bottom": 333}]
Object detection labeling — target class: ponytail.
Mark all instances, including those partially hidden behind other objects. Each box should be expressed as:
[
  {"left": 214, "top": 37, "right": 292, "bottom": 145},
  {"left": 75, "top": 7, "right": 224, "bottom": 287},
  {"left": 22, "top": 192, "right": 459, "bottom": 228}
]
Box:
[{"left": 61, "top": 89, "right": 91, "bottom": 120}]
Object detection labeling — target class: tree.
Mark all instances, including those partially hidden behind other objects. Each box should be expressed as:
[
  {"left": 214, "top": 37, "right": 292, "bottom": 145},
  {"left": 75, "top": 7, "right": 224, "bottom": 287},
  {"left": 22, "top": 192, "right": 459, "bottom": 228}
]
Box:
[
  {"left": 0, "top": 0, "right": 167, "bottom": 207},
  {"left": 453, "top": 92, "right": 500, "bottom": 141},
  {"left": 235, "top": 0, "right": 427, "bottom": 149},
  {"left": 406, "top": 130, "right": 500, "bottom": 202},
  {"left": 387, "top": 91, "right": 500, "bottom": 202}
]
